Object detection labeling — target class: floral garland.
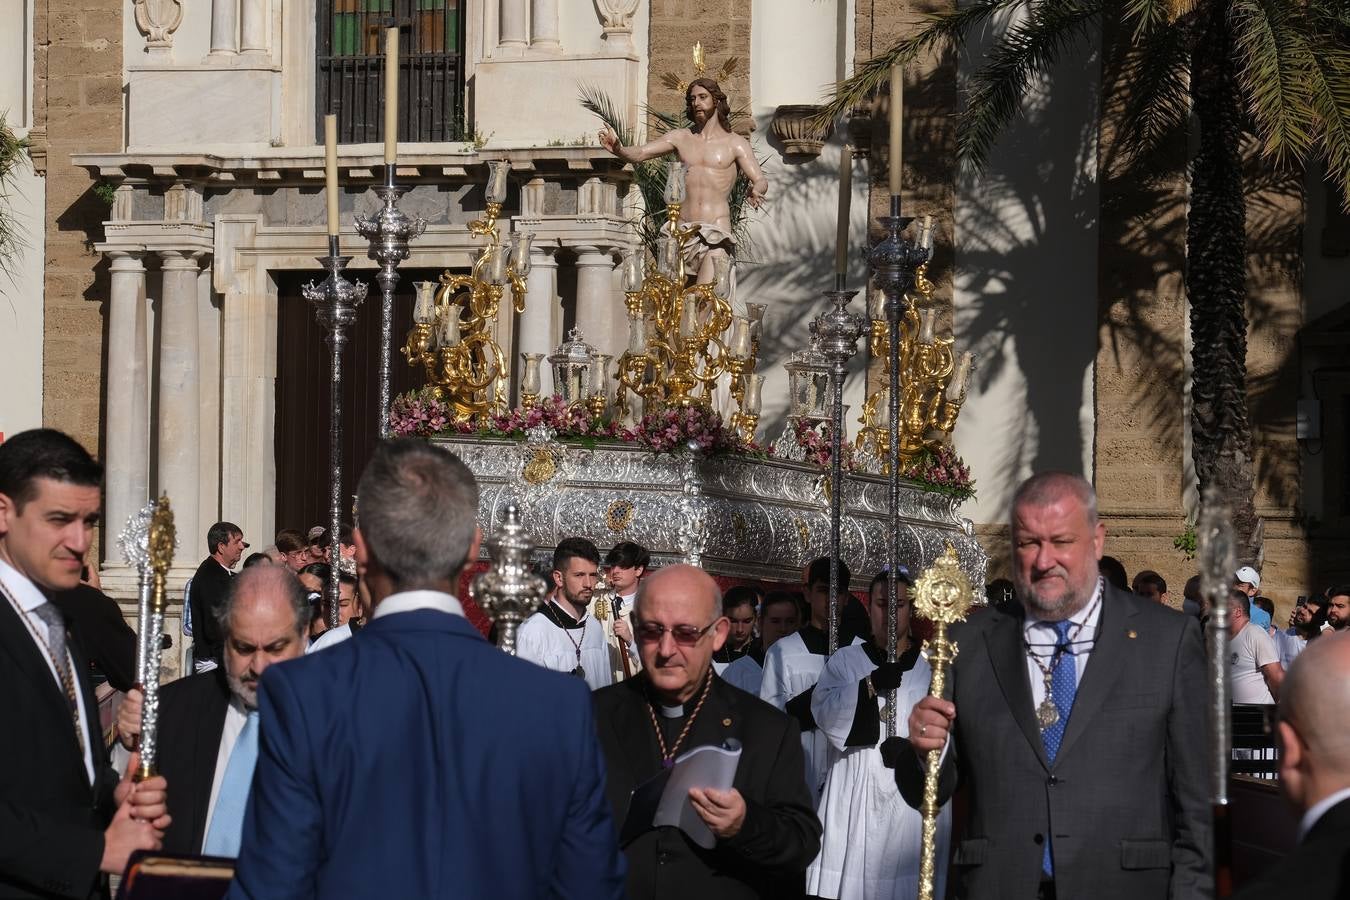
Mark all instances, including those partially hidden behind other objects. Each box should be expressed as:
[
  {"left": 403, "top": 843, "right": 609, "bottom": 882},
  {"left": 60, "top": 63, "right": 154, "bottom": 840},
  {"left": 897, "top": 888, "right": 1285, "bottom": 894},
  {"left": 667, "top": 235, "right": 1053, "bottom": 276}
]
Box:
[{"left": 388, "top": 390, "right": 972, "bottom": 498}]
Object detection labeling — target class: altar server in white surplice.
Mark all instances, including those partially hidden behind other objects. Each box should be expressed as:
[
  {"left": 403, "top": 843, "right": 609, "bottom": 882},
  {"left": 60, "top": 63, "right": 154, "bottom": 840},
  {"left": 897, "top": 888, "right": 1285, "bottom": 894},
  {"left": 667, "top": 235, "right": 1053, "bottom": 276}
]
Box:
[
  {"left": 807, "top": 568, "right": 950, "bottom": 900},
  {"left": 517, "top": 538, "right": 613, "bottom": 691},
  {"left": 760, "top": 558, "right": 874, "bottom": 796},
  {"left": 721, "top": 590, "right": 801, "bottom": 695}
]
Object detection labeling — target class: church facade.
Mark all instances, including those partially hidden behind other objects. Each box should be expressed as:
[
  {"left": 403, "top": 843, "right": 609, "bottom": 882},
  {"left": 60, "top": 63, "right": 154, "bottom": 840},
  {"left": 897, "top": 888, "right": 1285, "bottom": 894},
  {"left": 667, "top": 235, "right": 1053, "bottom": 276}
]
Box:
[{"left": 8, "top": 0, "right": 1347, "bottom": 647}]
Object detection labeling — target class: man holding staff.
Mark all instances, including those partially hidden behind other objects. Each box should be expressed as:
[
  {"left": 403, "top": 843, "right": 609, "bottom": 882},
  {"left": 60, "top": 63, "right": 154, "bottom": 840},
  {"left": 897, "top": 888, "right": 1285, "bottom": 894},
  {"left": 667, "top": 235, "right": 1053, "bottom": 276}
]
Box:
[{"left": 899, "top": 472, "right": 1210, "bottom": 900}]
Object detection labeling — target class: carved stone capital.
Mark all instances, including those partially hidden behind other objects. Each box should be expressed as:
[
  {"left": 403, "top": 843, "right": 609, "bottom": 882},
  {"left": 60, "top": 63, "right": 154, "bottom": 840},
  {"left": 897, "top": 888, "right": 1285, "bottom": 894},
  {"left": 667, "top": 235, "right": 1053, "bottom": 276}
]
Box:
[
  {"left": 134, "top": 0, "right": 184, "bottom": 54},
  {"left": 771, "top": 104, "right": 832, "bottom": 158}
]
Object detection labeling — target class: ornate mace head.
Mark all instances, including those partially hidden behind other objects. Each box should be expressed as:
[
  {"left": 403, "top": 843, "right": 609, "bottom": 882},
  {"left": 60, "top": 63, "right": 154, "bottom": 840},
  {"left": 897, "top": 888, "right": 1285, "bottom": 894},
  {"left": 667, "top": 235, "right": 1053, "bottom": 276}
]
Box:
[
  {"left": 912, "top": 544, "right": 975, "bottom": 629},
  {"left": 472, "top": 504, "right": 549, "bottom": 655}
]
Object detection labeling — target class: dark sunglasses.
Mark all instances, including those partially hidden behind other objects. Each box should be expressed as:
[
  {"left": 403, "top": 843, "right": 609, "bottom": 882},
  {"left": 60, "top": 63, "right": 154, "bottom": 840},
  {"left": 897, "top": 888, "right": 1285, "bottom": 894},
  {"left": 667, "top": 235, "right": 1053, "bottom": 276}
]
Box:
[{"left": 634, "top": 619, "right": 720, "bottom": 646}]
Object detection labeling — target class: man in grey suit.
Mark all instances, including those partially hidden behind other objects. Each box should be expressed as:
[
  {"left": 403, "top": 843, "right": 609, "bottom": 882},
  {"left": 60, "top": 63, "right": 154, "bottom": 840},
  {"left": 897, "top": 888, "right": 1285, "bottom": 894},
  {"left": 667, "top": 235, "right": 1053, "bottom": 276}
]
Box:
[{"left": 901, "top": 472, "right": 1210, "bottom": 899}]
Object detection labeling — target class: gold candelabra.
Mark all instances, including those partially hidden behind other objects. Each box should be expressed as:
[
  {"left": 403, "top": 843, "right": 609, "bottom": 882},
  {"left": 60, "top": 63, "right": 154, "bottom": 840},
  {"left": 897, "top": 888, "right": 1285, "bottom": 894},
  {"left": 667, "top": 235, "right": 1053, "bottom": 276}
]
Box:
[
  {"left": 911, "top": 544, "right": 974, "bottom": 900},
  {"left": 402, "top": 162, "right": 532, "bottom": 422},
  {"left": 614, "top": 201, "right": 763, "bottom": 439},
  {"left": 855, "top": 263, "right": 972, "bottom": 469}
]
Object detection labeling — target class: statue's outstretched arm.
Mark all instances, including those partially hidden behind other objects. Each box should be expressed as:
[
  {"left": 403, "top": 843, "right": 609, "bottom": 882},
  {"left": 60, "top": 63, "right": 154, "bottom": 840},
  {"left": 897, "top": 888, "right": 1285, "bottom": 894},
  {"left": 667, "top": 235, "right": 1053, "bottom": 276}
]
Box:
[
  {"left": 599, "top": 128, "right": 680, "bottom": 164},
  {"left": 735, "top": 138, "right": 769, "bottom": 208}
]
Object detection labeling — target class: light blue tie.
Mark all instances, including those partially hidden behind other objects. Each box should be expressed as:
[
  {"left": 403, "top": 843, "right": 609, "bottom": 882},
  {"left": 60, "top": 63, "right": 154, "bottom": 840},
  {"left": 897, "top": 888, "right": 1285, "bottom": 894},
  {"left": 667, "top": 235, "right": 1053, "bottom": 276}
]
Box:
[
  {"left": 203, "top": 710, "right": 259, "bottom": 857},
  {"left": 1041, "top": 621, "right": 1077, "bottom": 878}
]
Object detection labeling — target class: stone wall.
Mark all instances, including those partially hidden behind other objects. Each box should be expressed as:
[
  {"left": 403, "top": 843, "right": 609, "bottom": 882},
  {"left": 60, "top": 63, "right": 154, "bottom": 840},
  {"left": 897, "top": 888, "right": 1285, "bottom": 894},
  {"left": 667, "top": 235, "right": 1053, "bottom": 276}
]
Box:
[
  {"left": 33, "top": 0, "right": 121, "bottom": 470},
  {"left": 646, "top": 0, "right": 753, "bottom": 123}
]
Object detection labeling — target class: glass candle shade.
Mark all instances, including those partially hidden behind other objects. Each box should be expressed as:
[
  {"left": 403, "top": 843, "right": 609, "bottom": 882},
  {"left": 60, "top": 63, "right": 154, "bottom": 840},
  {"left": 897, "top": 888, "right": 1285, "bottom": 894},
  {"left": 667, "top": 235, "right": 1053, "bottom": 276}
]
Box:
[
  {"left": 918, "top": 215, "right": 934, "bottom": 251},
  {"left": 487, "top": 247, "right": 510, "bottom": 286},
  {"left": 486, "top": 160, "right": 510, "bottom": 205},
  {"left": 413, "top": 281, "right": 438, "bottom": 324},
  {"left": 663, "top": 161, "right": 687, "bottom": 205},
  {"left": 657, "top": 235, "right": 679, "bottom": 278},
  {"left": 947, "top": 351, "right": 973, "bottom": 400},
  {"left": 728, "top": 317, "right": 752, "bottom": 359},
  {"left": 511, "top": 231, "right": 534, "bottom": 279},
  {"left": 918, "top": 307, "right": 936, "bottom": 345},
  {"left": 713, "top": 256, "right": 733, "bottom": 299},
  {"left": 439, "top": 307, "right": 462, "bottom": 346},
  {"left": 745, "top": 302, "right": 767, "bottom": 340},
  {"left": 743, "top": 374, "right": 765, "bottom": 416},
  {"left": 628, "top": 316, "right": 648, "bottom": 354},
  {"left": 520, "top": 353, "right": 543, "bottom": 396},
  {"left": 592, "top": 353, "right": 612, "bottom": 398},
  {"left": 679, "top": 295, "right": 700, "bottom": 340},
  {"left": 621, "top": 250, "right": 645, "bottom": 292},
  {"left": 868, "top": 287, "right": 887, "bottom": 320}
]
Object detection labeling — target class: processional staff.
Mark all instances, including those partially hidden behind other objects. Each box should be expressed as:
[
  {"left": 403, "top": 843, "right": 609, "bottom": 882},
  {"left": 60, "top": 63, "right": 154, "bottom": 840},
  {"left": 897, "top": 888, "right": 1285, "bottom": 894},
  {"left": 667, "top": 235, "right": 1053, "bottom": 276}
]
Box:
[
  {"left": 135, "top": 495, "right": 176, "bottom": 781},
  {"left": 911, "top": 545, "right": 973, "bottom": 900},
  {"left": 1197, "top": 485, "right": 1236, "bottom": 896}
]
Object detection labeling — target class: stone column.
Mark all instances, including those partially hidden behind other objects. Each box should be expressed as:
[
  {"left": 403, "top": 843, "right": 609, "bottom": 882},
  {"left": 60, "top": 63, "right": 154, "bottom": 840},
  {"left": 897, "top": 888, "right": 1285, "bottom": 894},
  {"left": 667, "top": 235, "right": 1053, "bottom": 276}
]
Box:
[
  {"left": 498, "top": 0, "right": 527, "bottom": 51},
  {"left": 157, "top": 250, "right": 203, "bottom": 569},
  {"left": 104, "top": 252, "right": 149, "bottom": 554},
  {"left": 240, "top": 0, "right": 267, "bottom": 55},
  {"left": 530, "top": 0, "right": 561, "bottom": 51},
  {"left": 520, "top": 248, "right": 558, "bottom": 365},
  {"left": 574, "top": 246, "right": 618, "bottom": 358},
  {"left": 209, "top": 0, "right": 239, "bottom": 56}
]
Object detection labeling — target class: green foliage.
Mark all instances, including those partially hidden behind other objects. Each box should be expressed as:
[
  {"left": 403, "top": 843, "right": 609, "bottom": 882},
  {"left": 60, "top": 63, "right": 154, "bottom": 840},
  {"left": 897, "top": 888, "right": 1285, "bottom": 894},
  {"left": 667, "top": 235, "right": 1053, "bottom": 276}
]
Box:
[
  {"left": 0, "top": 114, "right": 31, "bottom": 285},
  {"left": 93, "top": 181, "right": 118, "bottom": 206},
  {"left": 1173, "top": 522, "right": 1198, "bottom": 560}
]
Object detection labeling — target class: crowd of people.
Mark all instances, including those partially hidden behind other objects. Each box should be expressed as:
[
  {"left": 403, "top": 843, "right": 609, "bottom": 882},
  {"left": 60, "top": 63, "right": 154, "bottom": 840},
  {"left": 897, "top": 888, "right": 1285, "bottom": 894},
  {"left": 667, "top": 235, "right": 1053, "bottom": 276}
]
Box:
[{"left": 1, "top": 426, "right": 1347, "bottom": 899}]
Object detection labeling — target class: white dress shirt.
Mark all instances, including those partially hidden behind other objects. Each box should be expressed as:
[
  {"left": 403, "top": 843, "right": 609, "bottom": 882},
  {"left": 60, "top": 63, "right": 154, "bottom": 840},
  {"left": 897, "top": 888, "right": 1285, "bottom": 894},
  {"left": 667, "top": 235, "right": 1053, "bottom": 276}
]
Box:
[
  {"left": 201, "top": 696, "right": 249, "bottom": 848},
  {"left": 1022, "top": 579, "right": 1104, "bottom": 711},
  {"left": 372, "top": 589, "right": 466, "bottom": 620},
  {"left": 0, "top": 558, "right": 96, "bottom": 783}
]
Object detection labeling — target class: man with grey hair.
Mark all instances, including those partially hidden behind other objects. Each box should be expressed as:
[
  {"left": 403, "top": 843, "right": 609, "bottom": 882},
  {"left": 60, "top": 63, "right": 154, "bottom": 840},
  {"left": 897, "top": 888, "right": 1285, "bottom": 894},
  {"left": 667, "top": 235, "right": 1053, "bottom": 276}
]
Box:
[
  {"left": 228, "top": 438, "right": 625, "bottom": 899},
  {"left": 1233, "top": 632, "right": 1350, "bottom": 899},
  {"left": 900, "top": 471, "right": 1210, "bottom": 900},
  {"left": 116, "top": 563, "right": 309, "bottom": 856}
]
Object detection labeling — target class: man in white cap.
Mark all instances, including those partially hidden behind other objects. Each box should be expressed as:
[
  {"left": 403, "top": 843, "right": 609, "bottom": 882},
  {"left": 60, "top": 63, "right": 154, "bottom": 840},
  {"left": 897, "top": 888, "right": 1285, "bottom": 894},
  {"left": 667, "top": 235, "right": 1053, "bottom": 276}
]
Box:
[{"left": 1235, "top": 566, "right": 1261, "bottom": 597}]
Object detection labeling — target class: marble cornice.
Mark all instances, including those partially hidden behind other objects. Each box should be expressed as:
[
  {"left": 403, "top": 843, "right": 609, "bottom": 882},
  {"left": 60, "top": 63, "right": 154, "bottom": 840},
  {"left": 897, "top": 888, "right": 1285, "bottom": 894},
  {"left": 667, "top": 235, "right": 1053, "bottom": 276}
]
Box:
[{"left": 71, "top": 146, "right": 632, "bottom": 186}]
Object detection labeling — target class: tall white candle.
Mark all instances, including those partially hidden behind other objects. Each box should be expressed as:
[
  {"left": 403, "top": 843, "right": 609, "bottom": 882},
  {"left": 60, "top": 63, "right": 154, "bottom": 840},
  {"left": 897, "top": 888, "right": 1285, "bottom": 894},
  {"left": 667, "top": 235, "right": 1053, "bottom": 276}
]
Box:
[
  {"left": 384, "top": 27, "right": 398, "bottom": 164},
  {"left": 324, "top": 114, "right": 339, "bottom": 238},
  {"left": 888, "top": 64, "right": 903, "bottom": 197}
]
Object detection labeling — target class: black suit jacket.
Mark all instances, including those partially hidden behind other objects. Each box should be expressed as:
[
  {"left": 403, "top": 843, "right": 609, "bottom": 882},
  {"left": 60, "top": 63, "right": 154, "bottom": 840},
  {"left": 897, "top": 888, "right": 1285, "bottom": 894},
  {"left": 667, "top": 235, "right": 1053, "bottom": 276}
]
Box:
[
  {"left": 50, "top": 585, "right": 138, "bottom": 692},
  {"left": 592, "top": 674, "right": 822, "bottom": 900},
  {"left": 154, "top": 671, "right": 232, "bottom": 854},
  {"left": 188, "top": 559, "right": 232, "bottom": 665},
  {"left": 896, "top": 585, "right": 1211, "bottom": 900},
  {"left": 0, "top": 595, "right": 118, "bottom": 899},
  {"left": 1232, "top": 797, "right": 1350, "bottom": 900}
]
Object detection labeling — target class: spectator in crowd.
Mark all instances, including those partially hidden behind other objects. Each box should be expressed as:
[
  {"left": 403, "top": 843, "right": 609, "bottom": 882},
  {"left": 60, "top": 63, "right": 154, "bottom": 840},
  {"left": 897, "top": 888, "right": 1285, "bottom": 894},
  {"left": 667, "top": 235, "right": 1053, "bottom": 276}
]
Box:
[
  {"left": 1235, "top": 565, "right": 1260, "bottom": 598},
  {"left": 188, "top": 521, "right": 248, "bottom": 673},
  {"left": 1132, "top": 570, "right": 1169, "bottom": 605},
  {"left": 1229, "top": 589, "right": 1284, "bottom": 704},
  {"left": 241, "top": 552, "right": 271, "bottom": 569},
  {"left": 274, "top": 529, "right": 309, "bottom": 572},
  {"left": 1098, "top": 555, "right": 1128, "bottom": 591},
  {"left": 1326, "top": 586, "right": 1350, "bottom": 633},
  {"left": 1231, "top": 632, "right": 1350, "bottom": 900},
  {"left": 1182, "top": 575, "right": 1203, "bottom": 619},
  {"left": 1275, "top": 595, "right": 1329, "bottom": 669},
  {"left": 1252, "top": 595, "right": 1276, "bottom": 633}
]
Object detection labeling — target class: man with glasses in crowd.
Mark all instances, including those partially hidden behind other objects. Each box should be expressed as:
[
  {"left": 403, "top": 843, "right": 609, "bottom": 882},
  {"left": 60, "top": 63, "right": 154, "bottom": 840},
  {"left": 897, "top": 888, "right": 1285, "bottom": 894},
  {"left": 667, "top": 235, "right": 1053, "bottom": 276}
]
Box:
[{"left": 592, "top": 564, "right": 821, "bottom": 899}]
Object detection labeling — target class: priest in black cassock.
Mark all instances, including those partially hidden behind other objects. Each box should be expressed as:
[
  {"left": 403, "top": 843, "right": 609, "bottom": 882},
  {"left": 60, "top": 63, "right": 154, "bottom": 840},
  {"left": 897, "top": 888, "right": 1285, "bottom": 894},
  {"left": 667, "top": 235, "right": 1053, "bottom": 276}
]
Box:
[{"left": 592, "top": 564, "right": 822, "bottom": 900}]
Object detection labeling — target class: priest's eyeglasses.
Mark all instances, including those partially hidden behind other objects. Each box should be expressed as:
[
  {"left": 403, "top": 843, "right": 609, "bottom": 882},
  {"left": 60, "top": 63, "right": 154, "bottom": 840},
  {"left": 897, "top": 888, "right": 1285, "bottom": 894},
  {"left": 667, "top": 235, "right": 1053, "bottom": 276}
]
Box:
[{"left": 634, "top": 619, "right": 720, "bottom": 646}]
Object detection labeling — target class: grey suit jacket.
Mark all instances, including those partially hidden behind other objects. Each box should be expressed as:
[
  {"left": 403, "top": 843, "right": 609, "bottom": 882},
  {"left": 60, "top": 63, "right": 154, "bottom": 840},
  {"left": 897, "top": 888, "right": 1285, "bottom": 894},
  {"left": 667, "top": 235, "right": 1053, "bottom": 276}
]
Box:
[{"left": 897, "top": 585, "right": 1212, "bottom": 900}]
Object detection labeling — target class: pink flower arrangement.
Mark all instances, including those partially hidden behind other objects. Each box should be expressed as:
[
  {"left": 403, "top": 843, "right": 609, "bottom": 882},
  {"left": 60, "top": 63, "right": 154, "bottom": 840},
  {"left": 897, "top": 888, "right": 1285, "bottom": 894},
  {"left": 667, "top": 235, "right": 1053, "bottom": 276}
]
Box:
[
  {"left": 388, "top": 389, "right": 452, "bottom": 438},
  {"left": 790, "top": 419, "right": 854, "bottom": 469},
  {"left": 628, "top": 405, "right": 750, "bottom": 454},
  {"left": 898, "top": 444, "right": 976, "bottom": 500}
]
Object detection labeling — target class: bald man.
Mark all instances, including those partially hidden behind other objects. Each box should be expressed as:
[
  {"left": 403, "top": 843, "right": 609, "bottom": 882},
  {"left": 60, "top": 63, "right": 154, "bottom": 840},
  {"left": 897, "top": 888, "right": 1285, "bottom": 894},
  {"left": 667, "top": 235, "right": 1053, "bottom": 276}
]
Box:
[
  {"left": 591, "top": 565, "right": 821, "bottom": 900},
  {"left": 1233, "top": 632, "right": 1350, "bottom": 899}
]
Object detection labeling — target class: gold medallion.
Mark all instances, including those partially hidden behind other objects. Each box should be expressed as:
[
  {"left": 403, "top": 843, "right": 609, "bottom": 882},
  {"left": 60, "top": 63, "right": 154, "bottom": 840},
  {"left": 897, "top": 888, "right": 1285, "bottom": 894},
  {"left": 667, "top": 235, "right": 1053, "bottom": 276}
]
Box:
[
  {"left": 522, "top": 449, "right": 556, "bottom": 485},
  {"left": 1037, "top": 698, "right": 1059, "bottom": 729},
  {"left": 606, "top": 499, "right": 635, "bottom": 533}
]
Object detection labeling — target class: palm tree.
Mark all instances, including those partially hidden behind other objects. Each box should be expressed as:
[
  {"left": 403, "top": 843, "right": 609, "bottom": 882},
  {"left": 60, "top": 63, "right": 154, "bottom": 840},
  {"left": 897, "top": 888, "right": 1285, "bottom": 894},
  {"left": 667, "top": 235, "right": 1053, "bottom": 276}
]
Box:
[{"left": 822, "top": 0, "right": 1350, "bottom": 563}]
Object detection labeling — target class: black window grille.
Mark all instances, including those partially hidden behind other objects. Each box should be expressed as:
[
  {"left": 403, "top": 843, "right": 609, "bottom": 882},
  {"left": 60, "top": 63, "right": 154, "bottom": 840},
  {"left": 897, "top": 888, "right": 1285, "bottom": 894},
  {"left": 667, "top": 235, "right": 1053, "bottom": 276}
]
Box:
[{"left": 316, "top": 0, "right": 466, "bottom": 144}]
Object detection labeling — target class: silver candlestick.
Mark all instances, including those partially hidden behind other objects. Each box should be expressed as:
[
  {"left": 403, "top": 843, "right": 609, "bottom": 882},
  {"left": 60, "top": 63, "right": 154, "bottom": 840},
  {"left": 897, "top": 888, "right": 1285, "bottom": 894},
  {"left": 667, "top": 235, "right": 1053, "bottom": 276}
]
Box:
[
  {"left": 473, "top": 503, "right": 550, "bottom": 655},
  {"left": 356, "top": 163, "right": 426, "bottom": 438},
  {"left": 1197, "top": 483, "right": 1236, "bottom": 859},
  {"left": 117, "top": 501, "right": 156, "bottom": 697},
  {"left": 814, "top": 277, "right": 865, "bottom": 655},
  {"left": 303, "top": 237, "right": 369, "bottom": 626},
  {"left": 866, "top": 194, "right": 930, "bottom": 737}
]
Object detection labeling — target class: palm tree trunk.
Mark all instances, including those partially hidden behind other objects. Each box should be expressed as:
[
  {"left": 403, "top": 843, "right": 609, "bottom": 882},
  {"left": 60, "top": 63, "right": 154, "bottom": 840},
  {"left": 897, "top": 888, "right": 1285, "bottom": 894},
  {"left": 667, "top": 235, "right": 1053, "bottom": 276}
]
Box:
[{"left": 1186, "top": 3, "right": 1261, "bottom": 563}]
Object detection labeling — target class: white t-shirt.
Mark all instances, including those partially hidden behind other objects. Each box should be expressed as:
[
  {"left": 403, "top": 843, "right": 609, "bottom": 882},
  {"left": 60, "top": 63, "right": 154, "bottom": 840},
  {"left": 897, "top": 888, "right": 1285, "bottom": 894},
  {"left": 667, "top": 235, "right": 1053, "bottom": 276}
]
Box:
[{"left": 1230, "top": 621, "right": 1279, "bottom": 704}]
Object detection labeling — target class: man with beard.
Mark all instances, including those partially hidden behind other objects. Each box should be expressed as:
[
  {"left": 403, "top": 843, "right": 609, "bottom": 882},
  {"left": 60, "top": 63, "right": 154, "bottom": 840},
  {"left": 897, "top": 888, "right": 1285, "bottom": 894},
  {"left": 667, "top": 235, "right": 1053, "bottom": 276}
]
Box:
[
  {"left": 1326, "top": 586, "right": 1350, "bottom": 633},
  {"left": 720, "top": 591, "right": 801, "bottom": 696},
  {"left": 600, "top": 78, "right": 768, "bottom": 290},
  {"left": 518, "top": 537, "right": 615, "bottom": 690},
  {"left": 1274, "top": 595, "right": 1327, "bottom": 668},
  {"left": 115, "top": 563, "right": 308, "bottom": 855},
  {"left": 900, "top": 472, "right": 1209, "bottom": 900}
]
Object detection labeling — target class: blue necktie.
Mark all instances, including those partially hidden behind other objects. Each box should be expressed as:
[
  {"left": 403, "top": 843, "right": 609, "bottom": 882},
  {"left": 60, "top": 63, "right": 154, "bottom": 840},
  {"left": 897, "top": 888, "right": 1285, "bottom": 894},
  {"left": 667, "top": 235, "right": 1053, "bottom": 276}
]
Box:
[
  {"left": 1041, "top": 621, "right": 1077, "bottom": 877},
  {"left": 203, "top": 710, "right": 259, "bottom": 857}
]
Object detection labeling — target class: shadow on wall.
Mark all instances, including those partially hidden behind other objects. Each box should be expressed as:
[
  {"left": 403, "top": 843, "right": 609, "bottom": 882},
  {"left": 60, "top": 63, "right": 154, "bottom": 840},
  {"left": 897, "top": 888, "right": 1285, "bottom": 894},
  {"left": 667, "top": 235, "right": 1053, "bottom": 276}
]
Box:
[
  {"left": 952, "top": 35, "right": 1103, "bottom": 519},
  {"left": 737, "top": 114, "right": 871, "bottom": 441}
]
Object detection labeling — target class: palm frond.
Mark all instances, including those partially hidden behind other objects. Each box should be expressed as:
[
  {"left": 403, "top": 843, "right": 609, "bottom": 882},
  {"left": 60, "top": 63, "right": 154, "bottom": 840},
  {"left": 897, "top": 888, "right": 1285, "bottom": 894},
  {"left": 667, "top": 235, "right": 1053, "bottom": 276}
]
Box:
[
  {"left": 0, "top": 114, "right": 30, "bottom": 286},
  {"left": 1230, "top": 0, "right": 1315, "bottom": 165},
  {"left": 1119, "top": 0, "right": 1172, "bottom": 39},
  {"left": 660, "top": 72, "right": 684, "bottom": 92},
  {"left": 957, "top": 0, "right": 1105, "bottom": 170},
  {"left": 1107, "top": 23, "right": 1191, "bottom": 167},
  {"left": 816, "top": 0, "right": 1035, "bottom": 126},
  {"left": 579, "top": 83, "right": 634, "bottom": 145},
  {"left": 1301, "top": 44, "right": 1350, "bottom": 207},
  {"left": 715, "top": 57, "right": 741, "bottom": 81}
]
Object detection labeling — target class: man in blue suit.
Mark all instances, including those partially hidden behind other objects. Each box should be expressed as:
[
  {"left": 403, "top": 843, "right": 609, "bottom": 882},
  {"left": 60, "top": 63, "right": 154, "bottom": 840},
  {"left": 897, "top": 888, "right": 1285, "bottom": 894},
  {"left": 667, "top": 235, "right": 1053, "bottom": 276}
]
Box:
[{"left": 227, "top": 439, "right": 626, "bottom": 899}]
